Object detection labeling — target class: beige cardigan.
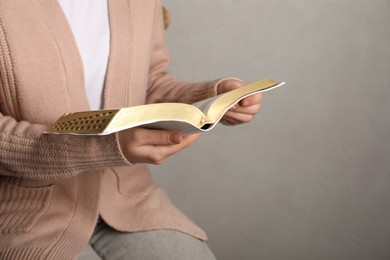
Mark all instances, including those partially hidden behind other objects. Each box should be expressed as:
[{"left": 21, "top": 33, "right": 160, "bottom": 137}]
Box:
[{"left": 0, "top": 0, "right": 222, "bottom": 258}]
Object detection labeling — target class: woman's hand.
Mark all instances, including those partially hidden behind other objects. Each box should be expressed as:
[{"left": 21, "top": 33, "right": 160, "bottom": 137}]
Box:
[
  {"left": 118, "top": 127, "right": 200, "bottom": 165},
  {"left": 217, "top": 79, "right": 263, "bottom": 125}
]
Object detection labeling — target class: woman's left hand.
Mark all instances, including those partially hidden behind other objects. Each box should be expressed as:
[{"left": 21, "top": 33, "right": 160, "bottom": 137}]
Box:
[{"left": 217, "top": 79, "right": 263, "bottom": 126}]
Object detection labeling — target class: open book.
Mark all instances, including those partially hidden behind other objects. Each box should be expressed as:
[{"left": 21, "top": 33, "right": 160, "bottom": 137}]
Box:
[{"left": 45, "top": 78, "right": 285, "bottom": 135}]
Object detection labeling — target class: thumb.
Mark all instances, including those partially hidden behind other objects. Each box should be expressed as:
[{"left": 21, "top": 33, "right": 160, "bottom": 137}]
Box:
[
  {"left": 141, "top": 129, "right": 183, "bottom": 146},
  {"left": 217, "top": 79, "right": 247, "bottom": 94}
]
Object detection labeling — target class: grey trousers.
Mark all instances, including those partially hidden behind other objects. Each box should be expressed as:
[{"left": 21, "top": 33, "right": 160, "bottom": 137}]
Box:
[{"left": 79, "top": 220, "right": 217, "bottom": 260}]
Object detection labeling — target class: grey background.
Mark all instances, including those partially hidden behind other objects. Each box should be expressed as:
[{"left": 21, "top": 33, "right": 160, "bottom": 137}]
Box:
[{"left": 151, "top": 1, "right": 390, "bottom": 259}]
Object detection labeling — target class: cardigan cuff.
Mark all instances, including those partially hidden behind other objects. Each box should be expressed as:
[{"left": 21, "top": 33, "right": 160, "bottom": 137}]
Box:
[
  {"left": 214, "top": 77, "right": 245, "bottom": 95},
  {"left": 64, "top": 133, "right": 132, "bottom": 172},
  {"left": 185, "top": 77, "right": 245, "bottom": 105}
]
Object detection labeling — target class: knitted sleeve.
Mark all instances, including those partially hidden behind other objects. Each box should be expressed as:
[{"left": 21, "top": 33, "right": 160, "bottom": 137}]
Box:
[
  {"left": 0, "top": 113, "right": 130, "bottom": 180},
  {"left": 146, "top": 0, "right": 221, "bottom": 105}
]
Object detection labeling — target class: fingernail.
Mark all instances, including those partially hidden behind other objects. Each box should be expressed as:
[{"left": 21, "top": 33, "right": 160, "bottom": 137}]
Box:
[{"left": 170, "top": 133, "right": 182, "bottom": 144}]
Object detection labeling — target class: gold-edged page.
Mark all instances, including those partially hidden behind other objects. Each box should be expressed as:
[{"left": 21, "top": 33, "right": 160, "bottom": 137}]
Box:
[
  {"left": 192, "top": 95, "right": 221, "bottom": 116},
  {"left": 205, "top": 79, "right": 285, "bottom": 124},
  {"left": 45, "top": 109, "right": 120, "bottom": 135},
  {"left": 105, "top": 103, "right": 206, "bottom": 134}
]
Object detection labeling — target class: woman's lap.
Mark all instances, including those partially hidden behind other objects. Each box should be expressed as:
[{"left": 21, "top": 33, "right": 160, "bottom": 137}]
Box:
[{"left": 79, "top": 220, "right": 216, "bottom": 260}]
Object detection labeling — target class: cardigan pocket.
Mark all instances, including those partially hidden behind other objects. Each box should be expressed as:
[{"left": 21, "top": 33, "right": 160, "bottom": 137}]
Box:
[{"left": 0, "top": 178, "right": 53, "bottom": 234}]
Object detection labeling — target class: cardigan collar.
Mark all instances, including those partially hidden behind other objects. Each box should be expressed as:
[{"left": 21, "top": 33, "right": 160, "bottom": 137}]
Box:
[{"left": 37, "top": 0, "right": 134, "bottom": 111}]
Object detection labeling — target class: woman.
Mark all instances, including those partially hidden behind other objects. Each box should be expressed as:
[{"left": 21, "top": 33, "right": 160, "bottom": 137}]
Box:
[{"left": 0, "top": 0, "right": 261, "bottom": 259}]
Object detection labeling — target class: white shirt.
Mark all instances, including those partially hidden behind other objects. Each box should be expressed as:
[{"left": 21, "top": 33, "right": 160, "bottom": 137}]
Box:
[{"left": 58, "top": 0, "right": 110, "bottom": 110}]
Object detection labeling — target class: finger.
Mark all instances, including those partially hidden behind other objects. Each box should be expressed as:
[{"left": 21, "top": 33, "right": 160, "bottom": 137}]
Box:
[
  {"left": 217, "top": 80, "right": 247, "bottom": 94},
  {"left": 229, "top": 104, "right": 261, "bottom": 115},
  {"left": 137, "top": 133, "right": 201, "bottom": 164},
  {"left": 239, "top": 93, "right": 262, "bottom": 107},
  {"left": 220, "top": 117, "right": 242, "bottom": 126},
  {"left": 132, "top": 128, "right": 182, "bottom": 146},
  {"left": 181, "top": 133, "right": 201, "bottom": 146},
  {"left": 223, "top": 111, "right": 255, "bottom": 123},
  {"left": 154, "top": 133, "right": 200, "bottom": 154}
]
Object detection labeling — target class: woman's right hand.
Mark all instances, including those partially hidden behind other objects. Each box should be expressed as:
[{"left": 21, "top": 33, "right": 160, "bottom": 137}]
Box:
[{"left": 117, "top": 127, "right": 200, "bottom": 165}]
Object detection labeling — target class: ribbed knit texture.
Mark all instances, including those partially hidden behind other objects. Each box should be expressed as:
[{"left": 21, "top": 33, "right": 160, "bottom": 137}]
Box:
[
  {"left": 0, "top": 118, "right": 130, "bottom": 180},
  {"left": 0, "top": 20, "right": 20, "bottom": 120},
  {"left": 103, "top": 0, "right": 134, "bottom": 108},
  {"left": 0, "top": 247, "right": 48, "bottom": 259},
  {"left": 0, "top": 0, "right": 223, "bottom": 258},
  {"left": 0, "top": 178, "right": 52, "bottom": 233}
]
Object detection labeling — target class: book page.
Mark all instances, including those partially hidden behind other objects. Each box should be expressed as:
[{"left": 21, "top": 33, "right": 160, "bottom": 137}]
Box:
[
  {"left": 106, "top": 103, "right": 206, "bottom": 134},
  {"left": 193, "top": 80, "right": 285, "bottom": 129},
  {"left": 205, "top": 81, "right": 285, "bottom": 124},
  {"left": 141, "top": 120, "right": 206, "bottom": 135},
  {"left": 192, "top": 95, "right": 221, "bottom": 114},
  {"left": 45, "top": 103, "right": 206, "bottom": 135}
]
